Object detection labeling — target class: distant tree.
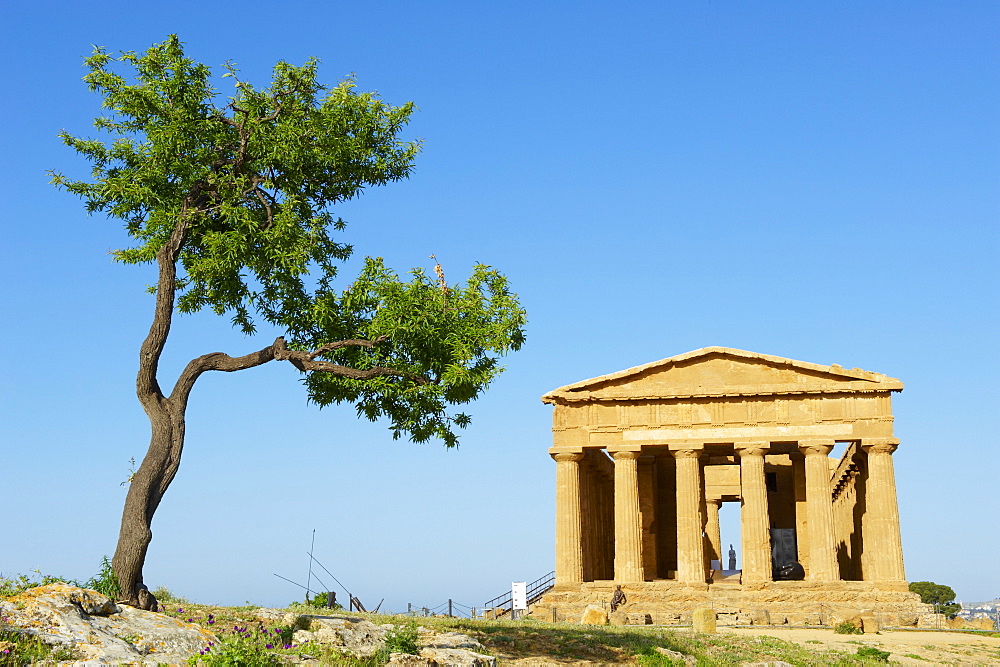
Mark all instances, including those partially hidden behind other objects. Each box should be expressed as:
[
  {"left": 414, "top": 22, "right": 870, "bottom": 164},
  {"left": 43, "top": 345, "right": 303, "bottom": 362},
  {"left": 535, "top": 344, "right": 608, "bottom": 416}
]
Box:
[
  {"left": 51, "top": 35, "right": 526, "bottom": 607},
  {"left": 909, "top": 581, "right": 961, "bottom": 618}
]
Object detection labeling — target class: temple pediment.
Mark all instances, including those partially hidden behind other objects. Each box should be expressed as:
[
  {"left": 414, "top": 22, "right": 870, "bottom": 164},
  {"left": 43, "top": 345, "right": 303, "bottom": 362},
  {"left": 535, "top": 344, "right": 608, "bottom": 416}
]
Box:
[{"left": 542, "top": 347, "right": 903, "bottom": 402}]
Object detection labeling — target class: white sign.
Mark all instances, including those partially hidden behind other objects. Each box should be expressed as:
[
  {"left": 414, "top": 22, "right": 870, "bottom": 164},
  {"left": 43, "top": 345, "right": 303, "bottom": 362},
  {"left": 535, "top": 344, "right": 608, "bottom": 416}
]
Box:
[{"left": 511, "top": 581, "right": 527, "bottom": 610}]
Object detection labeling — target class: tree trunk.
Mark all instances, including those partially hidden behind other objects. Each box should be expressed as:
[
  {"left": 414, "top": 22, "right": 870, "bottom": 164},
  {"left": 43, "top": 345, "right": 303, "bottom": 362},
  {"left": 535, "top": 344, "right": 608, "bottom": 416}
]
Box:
[{"left": 112, "top": 398, "right": 186, "bottom": 606}]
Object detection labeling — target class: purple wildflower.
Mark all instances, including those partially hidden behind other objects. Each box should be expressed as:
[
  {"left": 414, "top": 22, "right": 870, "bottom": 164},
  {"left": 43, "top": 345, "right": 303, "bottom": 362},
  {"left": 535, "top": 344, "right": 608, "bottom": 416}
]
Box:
[{"left": 265, "top": 644, "right": 274, "bottom": 649}]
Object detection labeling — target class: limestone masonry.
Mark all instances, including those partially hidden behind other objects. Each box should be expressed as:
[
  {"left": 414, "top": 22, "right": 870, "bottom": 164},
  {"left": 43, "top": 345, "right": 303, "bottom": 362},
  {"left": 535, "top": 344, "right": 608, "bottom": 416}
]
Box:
[{"left": 535, "top": 347, "right": 931, "bottom": 626}]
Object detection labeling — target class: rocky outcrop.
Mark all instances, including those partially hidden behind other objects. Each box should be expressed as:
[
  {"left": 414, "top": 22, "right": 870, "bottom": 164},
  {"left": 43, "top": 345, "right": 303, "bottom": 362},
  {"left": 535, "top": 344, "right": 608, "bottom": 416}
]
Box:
[
  {"left": 253, "top": 609, "right": 495, "bottom": 665},
  {"left": 289, "top": 614, "right": 390, "bottom": 658},
  {"left": 1, "top": 587, "right": 493, "bottom": 666},
  {"left": 0, "top": 583, "right": 216, "bottom": 664}
]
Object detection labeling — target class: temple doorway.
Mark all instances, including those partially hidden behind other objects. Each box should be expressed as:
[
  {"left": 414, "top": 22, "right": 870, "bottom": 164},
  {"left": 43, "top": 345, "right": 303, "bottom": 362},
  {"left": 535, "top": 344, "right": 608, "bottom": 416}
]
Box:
[{"left": 718, "top": 500, "right": 742, "bottom": 571}]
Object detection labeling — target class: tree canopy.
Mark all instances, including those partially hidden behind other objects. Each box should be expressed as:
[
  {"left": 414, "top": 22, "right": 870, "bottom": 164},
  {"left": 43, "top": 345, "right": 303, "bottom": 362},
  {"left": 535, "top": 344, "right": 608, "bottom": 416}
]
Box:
[
  {"left": 909, "top": 581, "right": 961, "bottom": 618},
  {"left": 52, "top": 35, "right": 526, "bottom": 447},
  {"left": 51, "top": 35, "right": 526, "bottom": 604}
]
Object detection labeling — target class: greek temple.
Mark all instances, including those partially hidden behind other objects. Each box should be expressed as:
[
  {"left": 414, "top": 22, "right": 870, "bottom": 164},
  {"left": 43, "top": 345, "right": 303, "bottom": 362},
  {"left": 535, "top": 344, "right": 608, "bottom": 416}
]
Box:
[{"left": 536, "top": 347, "right": 928, "bottom": 625}]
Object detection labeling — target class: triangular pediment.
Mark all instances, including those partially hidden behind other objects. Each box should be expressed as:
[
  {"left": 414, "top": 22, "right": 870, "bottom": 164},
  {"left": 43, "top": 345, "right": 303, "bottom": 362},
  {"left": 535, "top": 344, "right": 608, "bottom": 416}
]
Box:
[{"left": 542, "top": 347, "right": 903, "bottom": 402}]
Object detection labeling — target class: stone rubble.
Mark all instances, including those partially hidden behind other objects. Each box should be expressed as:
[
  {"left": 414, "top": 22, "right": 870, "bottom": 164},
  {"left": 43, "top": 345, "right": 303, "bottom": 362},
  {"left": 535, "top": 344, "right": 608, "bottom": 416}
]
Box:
[{"left": 255, "top": 608, "right": 495, "bottom": 665}]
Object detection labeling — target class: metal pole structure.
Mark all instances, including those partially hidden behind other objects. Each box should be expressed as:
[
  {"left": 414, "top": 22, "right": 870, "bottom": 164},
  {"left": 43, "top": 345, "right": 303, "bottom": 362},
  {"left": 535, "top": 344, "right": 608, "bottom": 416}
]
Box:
[
  {"left": 407, "top": 602, "right": 412, "bottom": 614},
  {"left": 448, "top": 599, "right": 453, "bottom": 617},
  {"left": 306, "top": 529, "right": 316, "bottom": 602}
]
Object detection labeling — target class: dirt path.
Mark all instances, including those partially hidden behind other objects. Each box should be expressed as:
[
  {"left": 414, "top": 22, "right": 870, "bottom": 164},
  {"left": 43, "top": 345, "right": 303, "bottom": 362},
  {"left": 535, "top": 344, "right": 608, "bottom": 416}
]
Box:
[{"left": 715, "top": 626, "right": 1000, "bottom": 664}]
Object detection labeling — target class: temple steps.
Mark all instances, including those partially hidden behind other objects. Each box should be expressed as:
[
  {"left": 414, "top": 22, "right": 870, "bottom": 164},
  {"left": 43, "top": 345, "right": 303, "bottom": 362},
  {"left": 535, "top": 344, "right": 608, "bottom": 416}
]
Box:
[{"left": 533, "top": 580, "right": 932, "bottom": 627}]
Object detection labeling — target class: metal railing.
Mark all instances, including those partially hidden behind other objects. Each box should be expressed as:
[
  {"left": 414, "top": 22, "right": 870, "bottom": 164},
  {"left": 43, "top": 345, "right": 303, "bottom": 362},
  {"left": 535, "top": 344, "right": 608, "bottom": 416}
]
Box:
[{"left": 483, "top": 571, "right": 556, "bottom": 618}]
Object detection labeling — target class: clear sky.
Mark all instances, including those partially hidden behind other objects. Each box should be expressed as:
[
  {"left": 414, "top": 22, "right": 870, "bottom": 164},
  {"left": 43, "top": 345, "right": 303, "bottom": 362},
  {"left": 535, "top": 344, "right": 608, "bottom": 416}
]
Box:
[{"left": 1, "top": 1, "right": 997, "bottom": 612}]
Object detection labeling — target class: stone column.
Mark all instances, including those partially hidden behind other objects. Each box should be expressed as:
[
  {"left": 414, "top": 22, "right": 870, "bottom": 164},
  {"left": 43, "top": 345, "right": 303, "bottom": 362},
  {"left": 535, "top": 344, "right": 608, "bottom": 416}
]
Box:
[
  {"left": 673, "top": 448, "right": 707, "bottom": 584},
  {"left": 790, "top": 451, "right": 810, "bottom": 572},
  {"left": 736, "top": 443, "right": 772, "bottom": 583},
  {"left": 861, "top": 439, "right": 906, "bottom": 582},
  {"left": 638, "top": 455, "right": 658, "bottom": 578},
  {"left": 553, "top": 452, "right": 584, "bottom": 586},
  {"left": 705, "top": 498, "right": 723, "bottom": 569},
  {"left": 799, "top": 440, "right": 839, "bottom": 581},
  {"left": 613, "top": 450, "right": 645, "bottom": 582}
]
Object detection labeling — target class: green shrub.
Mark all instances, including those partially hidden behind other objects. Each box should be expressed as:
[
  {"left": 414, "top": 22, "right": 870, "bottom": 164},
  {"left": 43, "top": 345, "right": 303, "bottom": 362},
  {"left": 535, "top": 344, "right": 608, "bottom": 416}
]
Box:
[
  {"left": 384, "top": 621, "right": 420, "bottom": 655},
  {"left": 84, "top": 556, "right": 121, "bottom": 600},
  {"left": 856, "top": 645, "right": 890, "bottom": 662},
  {"left": 834, "top": 620, "right": 864, "bottom": 635},
  {"left": 302, "top": 591, "right": 342, "bottom": 610}
]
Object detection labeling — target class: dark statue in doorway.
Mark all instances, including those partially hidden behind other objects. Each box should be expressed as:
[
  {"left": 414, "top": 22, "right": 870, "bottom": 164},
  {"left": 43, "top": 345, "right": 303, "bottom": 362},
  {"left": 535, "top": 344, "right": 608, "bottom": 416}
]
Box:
[{"left": 610, "top": 585, "right": 627, "bottom": 612}]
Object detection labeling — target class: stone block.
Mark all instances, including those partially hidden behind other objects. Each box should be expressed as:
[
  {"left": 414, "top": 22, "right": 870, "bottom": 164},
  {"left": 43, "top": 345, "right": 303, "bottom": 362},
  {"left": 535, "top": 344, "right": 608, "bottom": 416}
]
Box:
[
  {"left": 860, "top": 615, "right": 880, "bottom": 633},
  {"left": 785, "top": 612, "right": 822, "bottom": 626},
  {"left": 580, "top": 604, "right": 608, "bottom": 625},
  {"left": 749, "top": 609, "right": 771, "bottom": 626},
  {"left": 692, "top": 608, "right": 717, "bottom": 633},
  {"left": 735, "top": 612, "right": 752, "bottom": 626},
  {"left": 717, "top": 612, "right": 738, "bottom": 625},
  {"left": 833, "top": 613, "right": 862, "bottom": 628},
  {"left": 918, "top": 613, "right": 946, "bottom": 629}
]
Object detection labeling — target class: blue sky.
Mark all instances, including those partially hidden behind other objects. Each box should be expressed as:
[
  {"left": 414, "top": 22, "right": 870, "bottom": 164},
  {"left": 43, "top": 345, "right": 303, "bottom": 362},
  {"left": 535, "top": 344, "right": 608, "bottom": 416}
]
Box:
[{"left": 1, "top": 1, "right": 997, "bottom": 611}]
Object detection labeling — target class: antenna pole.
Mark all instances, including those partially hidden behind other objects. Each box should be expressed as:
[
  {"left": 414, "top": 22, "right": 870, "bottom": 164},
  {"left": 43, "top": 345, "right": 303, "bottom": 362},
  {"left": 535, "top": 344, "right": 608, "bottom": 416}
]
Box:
[{"left": 306, "top": 529, "right": 316, "bottom": 602}]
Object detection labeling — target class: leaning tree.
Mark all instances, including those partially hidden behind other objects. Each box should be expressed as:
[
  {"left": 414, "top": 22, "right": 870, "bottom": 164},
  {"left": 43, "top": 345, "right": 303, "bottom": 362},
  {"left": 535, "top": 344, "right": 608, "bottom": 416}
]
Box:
[{"left": 52, "top": 35, "right": 526, "bottom": 607}]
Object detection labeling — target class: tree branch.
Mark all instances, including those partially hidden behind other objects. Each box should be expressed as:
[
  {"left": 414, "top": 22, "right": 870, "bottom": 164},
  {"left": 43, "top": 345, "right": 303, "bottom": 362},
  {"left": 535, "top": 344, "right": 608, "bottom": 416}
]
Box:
[
  {"left": 308, "top": 335, "right": 388, "bottom": 360},
  {"left": 170, "top": 335, "right": 427, "bottom": 407},
  {"left": 275, "top": 337, "right": 428, "bottom": 384},
  {"left": 170, "top": 339, "right": 281, "bottom": 407},
  {"left": 246, "top": 176, "right": 276, "bottom": 228}
]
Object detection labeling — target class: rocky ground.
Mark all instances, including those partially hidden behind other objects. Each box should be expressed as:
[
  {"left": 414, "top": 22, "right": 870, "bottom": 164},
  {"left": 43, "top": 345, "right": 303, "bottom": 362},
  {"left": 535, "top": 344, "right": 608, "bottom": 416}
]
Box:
[{"left": 2, "top": 583, "right": 999, "bottom": 664}]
